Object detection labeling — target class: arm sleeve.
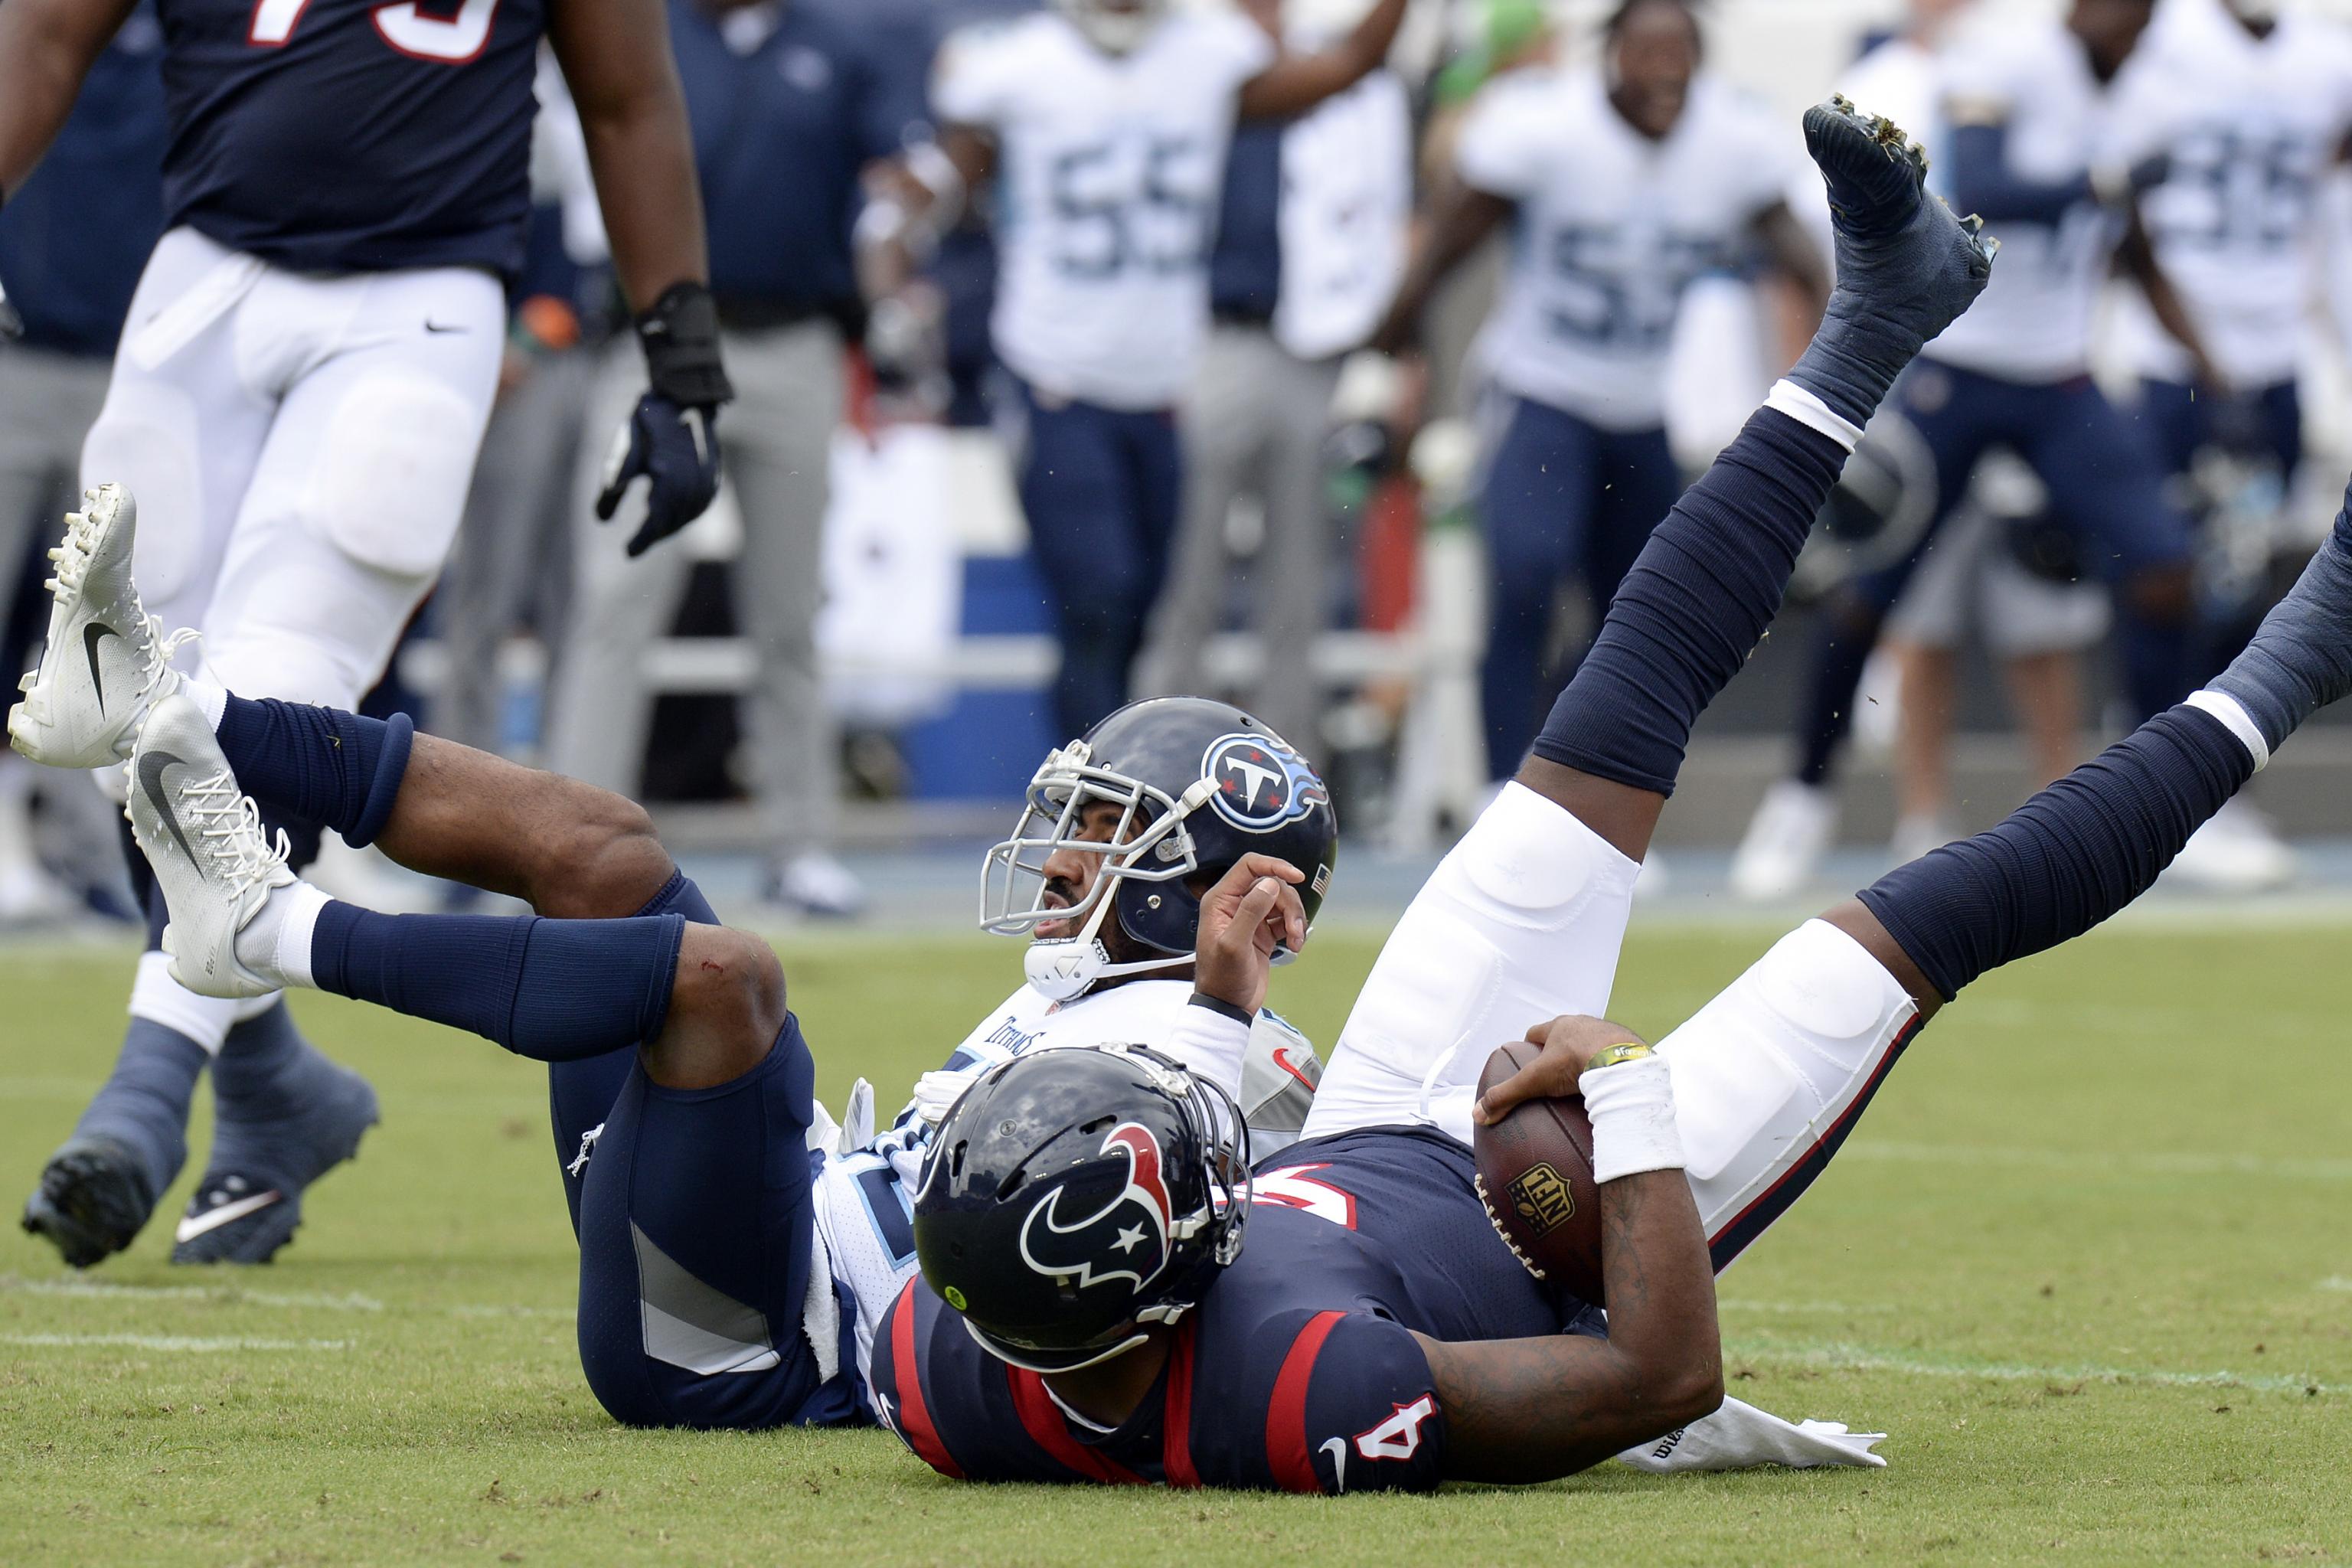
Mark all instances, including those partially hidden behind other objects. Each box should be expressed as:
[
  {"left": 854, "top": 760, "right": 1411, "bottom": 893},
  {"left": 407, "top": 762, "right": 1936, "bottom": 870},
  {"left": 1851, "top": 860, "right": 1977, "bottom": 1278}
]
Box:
[
  {"left": 1257, "top": 1310, "right": 1446, "bottom": 1494},
  {"left": 1453, "top": 82, "right": 1546, "bottom": 200}
]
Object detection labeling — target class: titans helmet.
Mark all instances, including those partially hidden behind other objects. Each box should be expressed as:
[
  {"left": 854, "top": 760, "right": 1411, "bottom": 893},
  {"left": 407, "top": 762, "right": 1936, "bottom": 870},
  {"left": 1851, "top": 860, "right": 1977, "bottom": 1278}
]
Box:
[
  {"left": 979, "top": 697, "right": 1340, "bottom": 1000},
  {"left": 913, "top": 1043, "right": 1250, "bottom": 1371}
]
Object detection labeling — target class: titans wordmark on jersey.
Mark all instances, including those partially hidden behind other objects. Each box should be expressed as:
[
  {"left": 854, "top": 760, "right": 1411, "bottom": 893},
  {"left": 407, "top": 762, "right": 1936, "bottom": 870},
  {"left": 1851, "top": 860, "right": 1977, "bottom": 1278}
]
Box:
[
  {"left": 930, "top": 10, "right": 1275, "bottom": 410},
  {"left": 155, "top": 0, "right": 544, "bottom": 276},
  {"left": 1456, "top": 67, "right": 1795, "bottom": 433},
  {"left": 809, "top": 978, "right": 1322, "bottom": 1389},
  {"left": 872, "top": 1127, "right": 1600, "bottom": 1493}
]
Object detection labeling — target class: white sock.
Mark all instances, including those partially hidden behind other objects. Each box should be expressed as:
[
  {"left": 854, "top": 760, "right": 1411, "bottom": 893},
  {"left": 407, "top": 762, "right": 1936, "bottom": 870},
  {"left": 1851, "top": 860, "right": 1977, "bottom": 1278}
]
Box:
[
  {"left": 263, "top": 880, "right": 331, "bottom": 991},
  {"left": 127, "top": 951, "right": 240, "bottom": 1056},
  {"left": 181, "top": 678, "right": 229, "bottom": 732}
]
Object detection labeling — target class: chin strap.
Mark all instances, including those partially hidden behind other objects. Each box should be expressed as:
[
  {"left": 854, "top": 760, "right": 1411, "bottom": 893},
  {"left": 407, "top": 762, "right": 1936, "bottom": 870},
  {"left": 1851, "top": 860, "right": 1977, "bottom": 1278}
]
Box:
[{"left": 1023, "top": 887, "right": 1197, "bottom": 1000}]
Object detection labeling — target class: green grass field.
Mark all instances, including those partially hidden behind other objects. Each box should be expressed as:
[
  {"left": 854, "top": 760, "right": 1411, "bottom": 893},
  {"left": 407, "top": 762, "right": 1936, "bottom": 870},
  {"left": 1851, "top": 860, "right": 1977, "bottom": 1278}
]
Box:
[{"left": 5, "top": 920, "right": 2351, "bottom": 1566}]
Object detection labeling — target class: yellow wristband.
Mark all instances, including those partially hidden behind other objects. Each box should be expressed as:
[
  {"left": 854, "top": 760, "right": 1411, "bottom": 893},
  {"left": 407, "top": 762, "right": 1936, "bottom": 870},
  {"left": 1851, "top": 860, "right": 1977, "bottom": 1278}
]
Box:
[{"left": 1585, "top": 1041, "right": 1657, "bottom": 1074}]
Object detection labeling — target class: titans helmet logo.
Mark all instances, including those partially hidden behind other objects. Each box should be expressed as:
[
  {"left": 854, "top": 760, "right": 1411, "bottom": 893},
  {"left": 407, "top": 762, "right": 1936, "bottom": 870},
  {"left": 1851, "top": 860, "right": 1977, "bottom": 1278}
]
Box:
[
  {"left": 1018, "top": 1122, "right": 1174, "bottom": 1292},
  {"left": 1200, "top": 732, "right": 1330, "bottom": 832}
]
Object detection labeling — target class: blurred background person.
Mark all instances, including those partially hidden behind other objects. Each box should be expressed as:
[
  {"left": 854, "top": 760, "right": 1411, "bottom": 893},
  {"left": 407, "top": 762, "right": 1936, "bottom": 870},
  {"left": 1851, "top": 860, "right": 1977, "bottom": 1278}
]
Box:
[
  {"left": 1370, "top": 0, "right": 1828, "bottom": 788},
  {"left": 871, "top": 0, "right": 1412, "bottom": 745},
  {"left": 1137, "top": 0, "right": 1414, "bottom": 754},
  {"left": 2105, "top": 0, "right": 2352, "bottom": 885},
  {"left": 545, "top": 0, "right": 930, "bottom": 920},
  {"left": 431, "top": 60, "right": 611, "bottom": 773},
  {"left": 0, "top": 3, "right": 165, "bottom": 926},
  {"left": 1731, "top": 0, "right": 2223, "bottom": 900}
]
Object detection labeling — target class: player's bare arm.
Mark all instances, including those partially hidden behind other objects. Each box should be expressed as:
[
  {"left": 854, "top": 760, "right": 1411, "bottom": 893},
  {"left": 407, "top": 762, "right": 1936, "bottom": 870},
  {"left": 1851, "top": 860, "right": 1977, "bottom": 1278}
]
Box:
[
  {"left": 1367, "top": 181, "right": 1514, "bottom": 356},
  {"left": 0, "top": 0, "right": 136, "bottom": 198},
  {"left": 1752, "top": 198, "right": 1831, "bottom": 325},
  {"left": 1232, "top": 0, "right": 1408, "bottom": 122},
  {"left": 2115, "top": 210, "right": 2226, "bottom": 394},
  {"left": 546, "top": 0, "right": 707, "bottom": 312}
]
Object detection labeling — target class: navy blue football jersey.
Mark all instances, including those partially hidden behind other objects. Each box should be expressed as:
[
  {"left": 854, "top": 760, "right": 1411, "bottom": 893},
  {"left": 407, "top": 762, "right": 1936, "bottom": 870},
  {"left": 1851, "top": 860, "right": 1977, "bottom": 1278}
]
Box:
[
  {"left": 155, "top": 0, "right": 545, "bottom": 275},
  {"left": 871, "top": 1128, "right": 1598, "bottom": 1494}
]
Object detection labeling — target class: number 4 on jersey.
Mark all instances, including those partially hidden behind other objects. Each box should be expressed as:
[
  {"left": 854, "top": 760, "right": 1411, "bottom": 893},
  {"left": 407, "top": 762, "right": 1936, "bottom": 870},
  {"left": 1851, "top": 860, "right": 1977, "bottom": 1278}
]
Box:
[{"left": 250, "top": 0, "right": 500, "bottom": 64}]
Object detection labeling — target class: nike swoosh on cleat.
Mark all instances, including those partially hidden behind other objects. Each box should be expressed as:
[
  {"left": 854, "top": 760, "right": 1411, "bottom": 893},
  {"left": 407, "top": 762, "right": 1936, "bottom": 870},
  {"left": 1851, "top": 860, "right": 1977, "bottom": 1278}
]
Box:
[
  {"left": 83, "top": 622, "right": 118, "bottom": 709},
  {"left": 423, "top": 320, "right": 466, "bottom": 334},
  {"left": 137, "top": 749, "right": 200, "bottom": 873},
  {"left": 175, "top": 1188, "right": 283, "bottom": 1243}
]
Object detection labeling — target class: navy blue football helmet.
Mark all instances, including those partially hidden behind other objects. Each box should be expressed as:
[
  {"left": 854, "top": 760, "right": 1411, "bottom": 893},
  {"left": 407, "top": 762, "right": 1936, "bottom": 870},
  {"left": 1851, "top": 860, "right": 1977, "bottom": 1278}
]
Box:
[
  {"left": 913, "top": 1042, "right": 1250, "bottom": 1371},
  {"left": 981, "top": 697, "right": 1339, "bottom": 1000}
]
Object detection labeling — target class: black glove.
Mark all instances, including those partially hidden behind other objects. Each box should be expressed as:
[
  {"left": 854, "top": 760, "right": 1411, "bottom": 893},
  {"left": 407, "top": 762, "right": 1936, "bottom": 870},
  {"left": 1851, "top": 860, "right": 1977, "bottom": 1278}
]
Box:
[{"left": 595, "top": 280, "right": 733, "bottom": 556}]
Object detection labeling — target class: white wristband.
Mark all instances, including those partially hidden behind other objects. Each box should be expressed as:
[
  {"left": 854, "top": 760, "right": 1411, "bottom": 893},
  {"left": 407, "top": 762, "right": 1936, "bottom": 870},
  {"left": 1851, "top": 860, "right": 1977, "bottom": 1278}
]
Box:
[{"left": 1582, "top": 1054, "right": 1684, "bottom": 1184}]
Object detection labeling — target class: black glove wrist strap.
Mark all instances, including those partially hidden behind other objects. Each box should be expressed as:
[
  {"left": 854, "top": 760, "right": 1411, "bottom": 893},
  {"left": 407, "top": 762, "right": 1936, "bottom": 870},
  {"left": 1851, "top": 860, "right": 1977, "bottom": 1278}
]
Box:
[{"left": 635, "top": 280, "right": 733, "bottom": 407}]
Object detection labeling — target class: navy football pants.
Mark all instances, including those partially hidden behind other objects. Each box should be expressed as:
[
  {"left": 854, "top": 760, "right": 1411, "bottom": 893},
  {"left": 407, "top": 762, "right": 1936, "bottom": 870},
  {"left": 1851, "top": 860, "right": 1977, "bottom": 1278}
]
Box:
[
  {"left": 1478, "top": 397, "right": 1683, "bottom": 781},
  {"left": 1013, "top": 378, "right": 1183, "bottom": 740}
]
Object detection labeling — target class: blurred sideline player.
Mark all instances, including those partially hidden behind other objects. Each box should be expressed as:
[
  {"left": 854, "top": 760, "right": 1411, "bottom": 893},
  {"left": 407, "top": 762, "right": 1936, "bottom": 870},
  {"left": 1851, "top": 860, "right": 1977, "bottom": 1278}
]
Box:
[
  {"left": 0, "top": 4, "right": 166, "bottom": 925},
  {"left": 1, "top": 0, "right": 730, "bottom": 1267},
  {"left": 11, "top": 504, "right": 1336, "bottom": 1424},
  {"left": 1740, "top": 0, "right": 2108, "bottom": 886},
  {"left": 1732, "top": 0, "right": 2220, "bottom": 901},
  {"left": 862, "top": 0, "right": 1412, "bottom": 743},
  {"left": 2106, "top": 0, "right": 2352, "bottom": 885},
  {"left": 877, "top": 99, "right": 2001, "bottom": 1490},
  {"left": 1370, "top": 0, "right": 1828, "bottom": 784},
  {"left": 888, "top": 105, "right": 2352, "bottom": 1494}
]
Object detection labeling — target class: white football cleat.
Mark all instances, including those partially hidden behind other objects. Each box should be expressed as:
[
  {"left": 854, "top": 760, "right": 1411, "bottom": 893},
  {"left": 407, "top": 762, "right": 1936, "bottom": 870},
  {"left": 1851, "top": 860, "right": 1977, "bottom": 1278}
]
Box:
[
  {"left": 8, "top": 485, "right": 189, "bottom": 769},
  {"left": 2170, "top": 798, "right": 2297, "bottom": 894},
  {"left": 128, "top": 694, "right": 294, "bottom": 999},
  {"left": 1728, "top": 779, "right": 1838, "bottom": 902}
]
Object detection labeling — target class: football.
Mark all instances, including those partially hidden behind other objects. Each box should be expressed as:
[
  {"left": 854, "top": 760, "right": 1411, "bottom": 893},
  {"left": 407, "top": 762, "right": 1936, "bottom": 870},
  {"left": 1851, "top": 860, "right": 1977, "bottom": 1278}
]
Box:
[{"left": 1472, "top": 1040, "right": 1607, "bottom": 1304}]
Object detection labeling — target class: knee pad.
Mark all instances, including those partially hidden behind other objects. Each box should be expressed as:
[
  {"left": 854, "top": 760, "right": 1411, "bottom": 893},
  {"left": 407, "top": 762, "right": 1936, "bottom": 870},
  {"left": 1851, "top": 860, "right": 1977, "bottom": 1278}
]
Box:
[{"left": 315, "top": 372, "right": 484, "bottom": 580}]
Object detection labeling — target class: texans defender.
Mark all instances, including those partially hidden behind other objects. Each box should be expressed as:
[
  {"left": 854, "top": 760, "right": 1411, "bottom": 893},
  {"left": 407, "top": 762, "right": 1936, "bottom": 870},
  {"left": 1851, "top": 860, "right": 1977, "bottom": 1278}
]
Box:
[
  {"left": 867, "top": 0, "right": 1410, "bottom": 741},
  {"left": 887, "top": 104, "right": 2352, "bottom": 1494},
  {"left": 2, "top": 0, "right": 729, "bottom": 1267},
  {"left": 1733, "top": 0, "right": 2217, "bottom": 897},
  {"left": 6, "top": 498, "right": 1335, "bottom": 1428},
  {"left": 1370, "top": 0, "right": 1828, "bottom": 782}
]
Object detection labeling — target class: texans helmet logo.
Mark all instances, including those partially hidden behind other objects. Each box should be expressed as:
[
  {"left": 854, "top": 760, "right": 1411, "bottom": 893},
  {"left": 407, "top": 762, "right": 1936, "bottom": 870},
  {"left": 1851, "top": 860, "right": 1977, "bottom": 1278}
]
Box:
[
  {"left": 1018, "top": 1123, "right": 1174, "bottom": 1292},
  {"left": 1200, "top": 732, "right": 1330, "bottom": 831}
]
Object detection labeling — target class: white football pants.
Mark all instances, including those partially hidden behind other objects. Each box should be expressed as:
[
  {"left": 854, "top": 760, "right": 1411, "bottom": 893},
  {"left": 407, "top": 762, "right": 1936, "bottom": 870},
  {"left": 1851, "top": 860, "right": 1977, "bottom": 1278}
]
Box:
[
  {"left": 1304, "top": 782, "right": 1922, "bottom": 1272},
  {"left": 82, "top": 225, "right": 502, "bottom": 1044}
]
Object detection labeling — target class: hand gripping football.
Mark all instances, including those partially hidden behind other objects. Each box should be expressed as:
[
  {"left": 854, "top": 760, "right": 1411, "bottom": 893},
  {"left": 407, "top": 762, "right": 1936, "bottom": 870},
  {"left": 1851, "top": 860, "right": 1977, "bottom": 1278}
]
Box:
[{"left": 1473, "top": 1040, "right": 1606, "bottom": 1304}]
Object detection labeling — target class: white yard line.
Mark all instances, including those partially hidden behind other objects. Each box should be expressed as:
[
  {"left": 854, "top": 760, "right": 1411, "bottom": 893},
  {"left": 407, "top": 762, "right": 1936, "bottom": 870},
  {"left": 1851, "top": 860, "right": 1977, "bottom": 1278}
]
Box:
[
  {"left": 1, "top": 1333, "right": 350, "bottom": 1353},
  {"left": 1728, "top": 1338, "right": 2328, "bottom": 1396},
  {"left": 0, "top": 1275, "right": 382, "bottom": 1312},
  {"left": 1841, "top": 1140, "right": 2352, "bottom": 1184},
  {"left": 1718, "top": 1298, "right": 1897, "bottom": 1315}
]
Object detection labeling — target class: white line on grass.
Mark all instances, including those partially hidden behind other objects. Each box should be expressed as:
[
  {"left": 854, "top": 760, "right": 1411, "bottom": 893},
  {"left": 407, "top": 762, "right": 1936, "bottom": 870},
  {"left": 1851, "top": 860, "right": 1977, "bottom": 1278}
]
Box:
[
  {"left": 1844, "top": 1140, "right": 2352, "bottom": 1184},
  {"left": 1728, "top": 1338, "right": 2327, "bottom": 1396},
  {"left": 2, "top": 1334, "right": 350, "bottom": 1353},
  {"left": 1718, "top": 1299, "right": 1897, "bottom": 1315},
  {"left": 0, "top": 1275, "right": 382, "bottom": 1312}
]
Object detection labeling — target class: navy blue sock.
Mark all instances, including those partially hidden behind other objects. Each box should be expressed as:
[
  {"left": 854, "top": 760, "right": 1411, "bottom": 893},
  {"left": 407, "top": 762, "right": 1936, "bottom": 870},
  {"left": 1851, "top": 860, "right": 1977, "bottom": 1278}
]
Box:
[
  {"left": 214, "top": 697, "right": 413, "bottom": 849},
  {"left": 1857, "top": 707, "right": 2252, "bottom": 1001},
  {"left": 2209, "top": 505, "right": 2352, "bottom": 753},
  {"left": 1533, "top": 408, "right": 1847, "bottom": 793},
  {"left": 308, "top": 903, "right": 687, "bottom": 1060},
  {"left": 67, "top": 1018, "right": 208, "bottom": 1201}
]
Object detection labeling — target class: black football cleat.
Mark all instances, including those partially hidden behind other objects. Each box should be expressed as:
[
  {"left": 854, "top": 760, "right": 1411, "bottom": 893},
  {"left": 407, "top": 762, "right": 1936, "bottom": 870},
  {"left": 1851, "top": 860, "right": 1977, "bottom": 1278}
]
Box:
[{"left": 21, "top": 1138, "right": 158, "bottom": 1269}]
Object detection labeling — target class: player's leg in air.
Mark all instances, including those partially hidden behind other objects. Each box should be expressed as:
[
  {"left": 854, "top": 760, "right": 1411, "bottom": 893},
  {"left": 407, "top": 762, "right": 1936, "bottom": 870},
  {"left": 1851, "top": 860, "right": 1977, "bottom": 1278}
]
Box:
[
  {"left": 1305, "top": 100, "right": 1994, "bottom": 1146},
  {"left": 9, "top": 545, "right": 842, "bottom": 1427}
]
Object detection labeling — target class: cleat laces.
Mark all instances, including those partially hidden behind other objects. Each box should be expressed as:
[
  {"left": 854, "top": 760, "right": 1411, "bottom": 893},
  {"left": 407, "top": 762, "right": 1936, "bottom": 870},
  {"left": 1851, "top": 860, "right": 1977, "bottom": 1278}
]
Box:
[{"left": 181, "top": 771, "right": 292, "bottom": 903}]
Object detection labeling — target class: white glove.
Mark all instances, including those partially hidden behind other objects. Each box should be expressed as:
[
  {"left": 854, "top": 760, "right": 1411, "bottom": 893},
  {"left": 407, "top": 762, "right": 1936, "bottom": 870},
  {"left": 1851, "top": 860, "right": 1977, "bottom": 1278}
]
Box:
[
  {"left": 1615, "top": 1396, "right": 1888, "bottom": 1473},
  {"left": 908, "top": 1067, "right": 978, "bottom": 1128}
]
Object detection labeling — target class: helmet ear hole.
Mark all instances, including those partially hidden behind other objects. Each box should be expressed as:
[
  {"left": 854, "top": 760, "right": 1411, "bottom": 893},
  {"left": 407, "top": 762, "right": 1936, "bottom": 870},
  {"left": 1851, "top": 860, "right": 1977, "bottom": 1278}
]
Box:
[{"left": 949, "top": 1140, "right": 968, "bottom": 1179}]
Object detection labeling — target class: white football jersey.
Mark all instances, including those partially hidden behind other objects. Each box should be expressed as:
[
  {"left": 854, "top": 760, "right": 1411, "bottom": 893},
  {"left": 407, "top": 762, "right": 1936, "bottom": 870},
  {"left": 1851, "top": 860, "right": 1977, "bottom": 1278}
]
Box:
[
  {"left": 1921, "top": 17, "right": 2173, "bottom": 381},
  {"left": 811, "top": 977, "right": 1321, "bottom": 1387},
  {"left": 2109, "top": 1, "right": 2352, "bottom": 386},
  {"left": 1457, "top": 67, "right": 1795, "bottom": 431},
  {"left": 933, "top": 11, "right": 1274, "bottom": 409}
]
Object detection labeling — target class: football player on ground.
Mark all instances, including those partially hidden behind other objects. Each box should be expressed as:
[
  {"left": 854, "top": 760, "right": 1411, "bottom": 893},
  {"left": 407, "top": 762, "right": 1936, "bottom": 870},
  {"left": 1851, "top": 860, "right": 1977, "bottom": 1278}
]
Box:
[
  {"left": 6, "top": 511, "right": 1339, "bottom": 1425},
  {"left": 2, "top": 0, "right": 729, "bottom": 1266},
  {"left": 880, "top": 103, "right": 2352, "bottom": 1494},
  {"left": 1731, "top": 0, "right": 2220, "bottom": 900},
  {"left": 862, "top": 0, "right": 1411, "bottom": 742},
  {"left": 1369, "top": 0, "right": 1828, "bottom": 784}
]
